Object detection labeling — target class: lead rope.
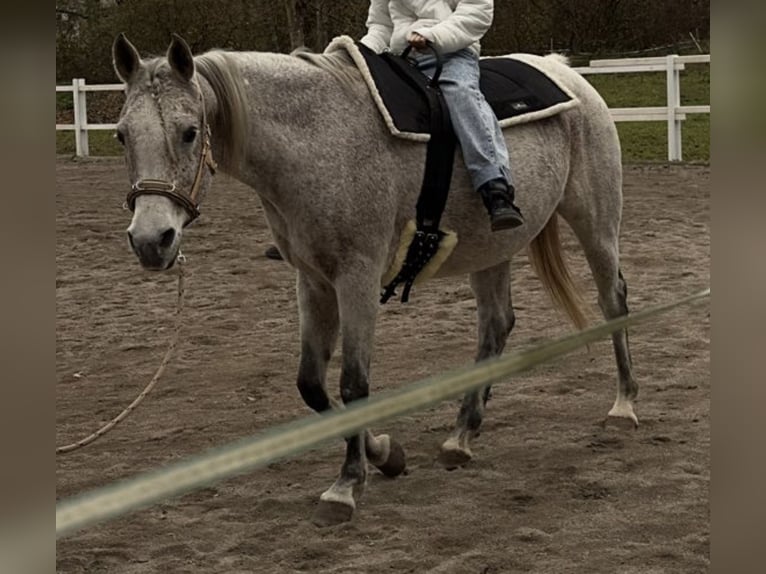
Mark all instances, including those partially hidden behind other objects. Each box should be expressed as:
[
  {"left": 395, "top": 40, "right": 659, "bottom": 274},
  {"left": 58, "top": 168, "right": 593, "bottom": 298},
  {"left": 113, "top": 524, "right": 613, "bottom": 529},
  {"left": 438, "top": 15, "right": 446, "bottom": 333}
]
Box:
[{"left": 56, "top": 253, "right": 187, "bottom": 454}]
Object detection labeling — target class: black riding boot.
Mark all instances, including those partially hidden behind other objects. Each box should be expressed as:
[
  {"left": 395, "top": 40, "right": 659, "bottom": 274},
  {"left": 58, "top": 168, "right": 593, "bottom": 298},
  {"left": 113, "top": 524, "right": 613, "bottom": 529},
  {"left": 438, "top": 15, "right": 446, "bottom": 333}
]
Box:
[{"left": 478, "top": 179, "right": 525, "bottom": 231}]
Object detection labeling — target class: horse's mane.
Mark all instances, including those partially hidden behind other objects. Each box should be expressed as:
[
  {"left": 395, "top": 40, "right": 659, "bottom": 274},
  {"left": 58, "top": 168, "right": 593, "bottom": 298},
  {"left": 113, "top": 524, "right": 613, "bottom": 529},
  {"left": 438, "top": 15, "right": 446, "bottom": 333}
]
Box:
[
  {"left": 194, "top": 50, "right": 249, "bottom": 172},
  {"left": 291, "top": 47, "right": 363, "bottom": 91}
]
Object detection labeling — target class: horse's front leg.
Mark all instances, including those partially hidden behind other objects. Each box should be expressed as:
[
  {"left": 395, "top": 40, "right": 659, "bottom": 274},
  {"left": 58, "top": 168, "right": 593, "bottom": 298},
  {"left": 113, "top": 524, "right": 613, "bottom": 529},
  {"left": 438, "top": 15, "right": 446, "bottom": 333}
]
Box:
[
  {"left": 295, "top": 270, "right": 339, "bottom": 415},
  {"left": 313, "top": 269, "right": 406, "bottom": 526}
]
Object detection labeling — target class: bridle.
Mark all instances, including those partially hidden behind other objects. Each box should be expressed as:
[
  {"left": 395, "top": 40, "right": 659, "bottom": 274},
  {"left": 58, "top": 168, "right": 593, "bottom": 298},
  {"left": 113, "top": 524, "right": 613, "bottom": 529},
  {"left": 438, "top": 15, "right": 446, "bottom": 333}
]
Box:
[{"left": 125, "top": 90, "right": 217, "bottom": 225}]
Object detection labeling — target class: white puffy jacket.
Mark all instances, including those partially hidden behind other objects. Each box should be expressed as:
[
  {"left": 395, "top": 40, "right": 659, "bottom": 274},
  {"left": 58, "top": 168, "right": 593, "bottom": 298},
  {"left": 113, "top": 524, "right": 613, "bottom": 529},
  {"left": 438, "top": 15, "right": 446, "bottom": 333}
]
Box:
[{"left": 360, "top": 0, "right": 494, "bottom": 57}]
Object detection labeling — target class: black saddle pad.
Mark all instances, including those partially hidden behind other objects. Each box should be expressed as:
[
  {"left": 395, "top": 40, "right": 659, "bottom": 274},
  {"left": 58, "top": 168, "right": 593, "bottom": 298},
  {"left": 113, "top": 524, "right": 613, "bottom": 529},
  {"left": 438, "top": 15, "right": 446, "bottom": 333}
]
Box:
[
  {"left": 357, "top": 42, "right": 573, "bottom": 136},
  {"left": 480, "top": 57, "right": 573, "bottom": 120}
]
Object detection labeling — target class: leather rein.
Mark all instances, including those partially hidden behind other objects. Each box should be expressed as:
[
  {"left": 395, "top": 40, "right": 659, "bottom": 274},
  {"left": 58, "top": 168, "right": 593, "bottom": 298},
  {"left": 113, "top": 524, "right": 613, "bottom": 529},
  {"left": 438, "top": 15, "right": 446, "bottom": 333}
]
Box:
[{"left": 125, "top": 91, "right": 217, "bottom": 225}]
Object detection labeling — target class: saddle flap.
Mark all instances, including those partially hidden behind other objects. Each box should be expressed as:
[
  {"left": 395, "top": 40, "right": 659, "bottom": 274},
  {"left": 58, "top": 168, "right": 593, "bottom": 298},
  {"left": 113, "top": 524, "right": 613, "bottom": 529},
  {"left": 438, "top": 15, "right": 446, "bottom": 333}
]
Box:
[{"left": 359, "top": 43, "right": 433, "bottom": 135}]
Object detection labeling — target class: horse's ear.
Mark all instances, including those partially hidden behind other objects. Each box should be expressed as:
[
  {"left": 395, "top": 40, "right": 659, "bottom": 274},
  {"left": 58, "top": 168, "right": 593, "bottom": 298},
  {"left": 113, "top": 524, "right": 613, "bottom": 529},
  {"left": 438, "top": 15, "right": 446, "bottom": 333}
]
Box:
[
  {"left": 167, "top": 33, "right": 195, "bottom": 83},
  {"left": 112, "top": 33, "right": 141, "bottom": 84}
]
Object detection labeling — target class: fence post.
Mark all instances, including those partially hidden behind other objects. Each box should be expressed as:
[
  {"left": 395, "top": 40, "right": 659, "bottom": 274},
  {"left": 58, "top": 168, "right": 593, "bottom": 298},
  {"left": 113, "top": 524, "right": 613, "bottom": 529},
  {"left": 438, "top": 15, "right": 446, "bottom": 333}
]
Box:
[
  {"left": 72, "top": 79, "right": 83, "bottom": 156},
  {"left": 76, "top": 79, "right": 90, "bottom": 157},
  {"left": 666, "top": 55, "right": 682, "bottom": 161}
]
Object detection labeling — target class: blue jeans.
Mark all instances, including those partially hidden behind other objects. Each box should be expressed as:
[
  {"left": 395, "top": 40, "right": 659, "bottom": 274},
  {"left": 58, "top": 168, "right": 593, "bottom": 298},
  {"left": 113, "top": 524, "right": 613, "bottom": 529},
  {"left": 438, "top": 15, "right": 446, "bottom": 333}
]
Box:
[{"left": 414, "top": 48, "right": 513, "bottom": 191}]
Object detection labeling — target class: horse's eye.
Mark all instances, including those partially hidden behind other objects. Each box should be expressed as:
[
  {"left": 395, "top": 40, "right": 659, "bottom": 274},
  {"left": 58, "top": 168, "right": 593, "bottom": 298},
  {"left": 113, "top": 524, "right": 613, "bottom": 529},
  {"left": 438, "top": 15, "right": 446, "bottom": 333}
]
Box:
[
  {"left": 115, "top": 130, "right": 126, "bottom": 145},
  {"left": 182, "top": 127, "right": 198, "bottom": 143}
]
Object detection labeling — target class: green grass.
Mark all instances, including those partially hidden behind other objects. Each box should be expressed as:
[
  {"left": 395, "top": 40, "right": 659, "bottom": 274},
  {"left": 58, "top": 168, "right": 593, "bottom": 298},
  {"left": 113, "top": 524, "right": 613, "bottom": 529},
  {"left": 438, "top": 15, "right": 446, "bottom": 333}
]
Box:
[
  {"left": 56, "top": 92, "right": 73, "bottom": 112},
  {"left": 56, "top": 66, "right": 709, "bottom": 163},
  {"left": 56, "top": 130, "right": 123, "bottom": 157},
  {"left": 610, "top": 115, "right": 709, "bottom": 163}
]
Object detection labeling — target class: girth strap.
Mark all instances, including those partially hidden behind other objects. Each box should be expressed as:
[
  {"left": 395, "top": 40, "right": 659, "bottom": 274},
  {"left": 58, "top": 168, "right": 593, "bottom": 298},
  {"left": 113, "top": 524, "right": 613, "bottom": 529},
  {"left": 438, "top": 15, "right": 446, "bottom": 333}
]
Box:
[
  {"left": 379, "top": 47, "right": 457, "bottom": 234},
  {"left": 376, "top": 44, "right": 458, "bottom": 303}
]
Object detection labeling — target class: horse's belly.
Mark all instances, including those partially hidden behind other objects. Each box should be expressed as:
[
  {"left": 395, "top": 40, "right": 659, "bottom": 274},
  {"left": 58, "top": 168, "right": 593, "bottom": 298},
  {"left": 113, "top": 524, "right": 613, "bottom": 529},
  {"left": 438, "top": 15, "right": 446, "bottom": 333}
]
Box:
[{"left": 432, "top": 227, "right": 538, "bottom": 278}]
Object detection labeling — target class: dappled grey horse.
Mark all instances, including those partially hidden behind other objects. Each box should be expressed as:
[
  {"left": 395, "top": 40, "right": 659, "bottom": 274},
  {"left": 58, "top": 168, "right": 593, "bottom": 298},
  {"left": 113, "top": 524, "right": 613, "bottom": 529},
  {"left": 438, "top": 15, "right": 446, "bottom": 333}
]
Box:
[{"left": 113, "top": 33, "right": 637, "bottom": 526}]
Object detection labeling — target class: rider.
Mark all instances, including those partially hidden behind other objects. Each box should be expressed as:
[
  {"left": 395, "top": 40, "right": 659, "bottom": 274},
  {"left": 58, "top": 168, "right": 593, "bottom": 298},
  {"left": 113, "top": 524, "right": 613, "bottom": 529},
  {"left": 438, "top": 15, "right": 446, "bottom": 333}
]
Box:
[{"left": 361, "top": 0, "right": 524, "bottom": 231}]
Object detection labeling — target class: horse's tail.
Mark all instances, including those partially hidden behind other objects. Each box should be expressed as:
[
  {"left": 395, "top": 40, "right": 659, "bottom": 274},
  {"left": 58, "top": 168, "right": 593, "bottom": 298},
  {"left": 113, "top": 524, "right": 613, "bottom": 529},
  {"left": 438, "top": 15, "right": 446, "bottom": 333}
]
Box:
[{"left": 528, "top": 214, "right": 589, "bottom": 331}]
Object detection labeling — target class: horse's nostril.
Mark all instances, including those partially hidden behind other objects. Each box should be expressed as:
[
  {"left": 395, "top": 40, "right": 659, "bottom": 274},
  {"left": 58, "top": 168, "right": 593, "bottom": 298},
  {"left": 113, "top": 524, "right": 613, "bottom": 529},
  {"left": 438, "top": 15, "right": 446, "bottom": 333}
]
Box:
[
  {"left": 127, "top": 230, "right": 137, "bottom": 252},
  {"left": 159, "top": 228, "right": 176, "bottom": 249}
]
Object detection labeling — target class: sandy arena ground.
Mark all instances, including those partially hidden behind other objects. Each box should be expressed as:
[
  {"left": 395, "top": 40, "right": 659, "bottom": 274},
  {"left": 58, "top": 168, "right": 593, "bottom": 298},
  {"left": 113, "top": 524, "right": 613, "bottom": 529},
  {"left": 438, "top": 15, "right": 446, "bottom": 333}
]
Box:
[{"left": 56, "top": 159, "right": 709, "bottom": 573}]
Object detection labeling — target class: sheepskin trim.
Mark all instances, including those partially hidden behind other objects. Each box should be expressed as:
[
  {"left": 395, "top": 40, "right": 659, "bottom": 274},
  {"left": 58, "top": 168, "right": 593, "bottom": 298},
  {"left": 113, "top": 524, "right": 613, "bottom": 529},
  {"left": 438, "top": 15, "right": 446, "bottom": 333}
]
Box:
[
  {"left": 326, "top": 35, "right": 430, "bottom": 143},
  {"left": 381, "top": 220, "right": 458, "bottom": 287},
  {"left": 497, "top": 99, "right": 579, "bottom": 128},
  {"left": 381, "top": 220, "right": 417, "bottom": 285}
]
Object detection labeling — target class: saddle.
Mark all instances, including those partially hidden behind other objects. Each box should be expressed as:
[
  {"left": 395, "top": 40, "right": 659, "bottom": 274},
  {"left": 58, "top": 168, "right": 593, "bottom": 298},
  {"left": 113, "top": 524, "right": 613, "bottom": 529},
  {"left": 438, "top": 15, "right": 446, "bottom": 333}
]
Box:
[
  {"left": 356, "top": 42, "right": 576, "bottom": 140},
  {"left": 325, "top": 36, "right": 578, "bottom": 303}
]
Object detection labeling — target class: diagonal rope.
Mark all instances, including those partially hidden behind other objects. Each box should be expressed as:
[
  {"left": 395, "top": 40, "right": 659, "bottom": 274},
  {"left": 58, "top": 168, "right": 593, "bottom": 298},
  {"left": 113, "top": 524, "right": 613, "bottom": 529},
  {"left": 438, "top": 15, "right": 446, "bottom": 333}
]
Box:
[
  {"left": 57, "top": 288, "right": 709, "bottom": 538},
  {"left": 56, "top": 256, "right": 186, "bottom": 454}
]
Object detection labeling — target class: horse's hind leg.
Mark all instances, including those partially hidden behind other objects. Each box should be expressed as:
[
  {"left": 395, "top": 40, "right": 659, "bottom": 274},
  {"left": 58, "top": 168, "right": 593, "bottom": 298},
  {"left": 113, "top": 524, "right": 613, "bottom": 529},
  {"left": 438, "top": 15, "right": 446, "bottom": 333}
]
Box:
[
  {"left": 583, "top": 244, "right": 637, "bottom": 426},
  {"left": 312, "top": 268, "right": 406, "bottom": 527},
  {"left": 439, "top": 262, "right": 515, "bottom": 468},
  {"left": 558, "top": 195, "right": 639, "bottom": 427}
]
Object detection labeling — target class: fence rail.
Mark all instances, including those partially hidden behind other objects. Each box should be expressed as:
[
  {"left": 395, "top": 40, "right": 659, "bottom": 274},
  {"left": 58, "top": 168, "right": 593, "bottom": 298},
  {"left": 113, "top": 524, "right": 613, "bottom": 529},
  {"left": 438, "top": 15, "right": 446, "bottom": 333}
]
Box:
[
  {"left": 56, "top": 54, "right": 709, "bottom": 161},
  {"left": 573, "top": 54, "right": 710, "bottom": 161},
  {"left": 56, "top": 79, "right": 124, "bottom": 157}
]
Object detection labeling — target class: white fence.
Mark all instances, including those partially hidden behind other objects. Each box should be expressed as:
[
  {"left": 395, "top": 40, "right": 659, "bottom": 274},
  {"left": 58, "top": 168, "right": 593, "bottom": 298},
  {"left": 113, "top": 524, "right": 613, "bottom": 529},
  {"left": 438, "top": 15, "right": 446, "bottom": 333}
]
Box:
[
  {"left": 56, "top": 79, "right": 123, "bottom": 158},
  {"left": 572, "top": 54, "right": 710, "bottom": 161},
  {"left": 56, "top": 54, "right": 709, "bottom": 161}
]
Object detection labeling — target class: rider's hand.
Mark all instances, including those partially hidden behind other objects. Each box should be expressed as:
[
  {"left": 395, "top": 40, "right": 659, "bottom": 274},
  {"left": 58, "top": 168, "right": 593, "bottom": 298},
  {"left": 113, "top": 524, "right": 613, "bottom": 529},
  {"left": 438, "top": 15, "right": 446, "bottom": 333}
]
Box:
[{"left": 407, "top": 32, "right": 428, "bottom": 50}]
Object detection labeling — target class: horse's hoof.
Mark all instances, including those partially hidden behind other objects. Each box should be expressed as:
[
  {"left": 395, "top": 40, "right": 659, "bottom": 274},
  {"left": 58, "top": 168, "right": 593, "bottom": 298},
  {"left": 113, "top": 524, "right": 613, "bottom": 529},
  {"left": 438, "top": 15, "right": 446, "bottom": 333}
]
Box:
[
  {"left": 438, "top": 435, "right": 473, "bottom": 469},
  {"left": 438, "top": 443, "right": 473, "bottom": 470},
  {"left": 603, "top": 413, "right": 639, "bottom": 430},
  {"left": 311, "top": 499, "right": 355, "bottom": 527},
  {"left": 605, "top": 400, "right": 639, "bottom": 429},
  {"left": 375, "top": 438, "right": 407, "bottom": 478},
  {"left": 264, "top": 245, "right": 283, "bottom": 260}
]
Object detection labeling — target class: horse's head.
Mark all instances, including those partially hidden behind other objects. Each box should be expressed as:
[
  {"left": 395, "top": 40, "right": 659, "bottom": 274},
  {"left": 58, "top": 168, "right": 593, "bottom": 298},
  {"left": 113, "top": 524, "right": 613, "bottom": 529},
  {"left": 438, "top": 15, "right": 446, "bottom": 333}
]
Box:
[{"left": 113, "top": 33, "right": 216, "bottom": 270}]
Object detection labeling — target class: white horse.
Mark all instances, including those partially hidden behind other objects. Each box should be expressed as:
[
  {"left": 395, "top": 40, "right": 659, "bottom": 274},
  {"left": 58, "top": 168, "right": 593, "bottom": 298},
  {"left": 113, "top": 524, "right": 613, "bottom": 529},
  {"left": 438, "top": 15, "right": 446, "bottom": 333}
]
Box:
[{"left": 113, "top": 33, "right": 637, "bottom": 526}]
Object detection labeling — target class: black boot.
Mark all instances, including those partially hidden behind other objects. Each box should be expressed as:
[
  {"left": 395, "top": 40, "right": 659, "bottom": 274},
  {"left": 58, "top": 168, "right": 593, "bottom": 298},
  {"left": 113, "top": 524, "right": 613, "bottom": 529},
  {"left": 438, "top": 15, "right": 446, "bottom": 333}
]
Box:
[{"left": 478, "top": 179, "right": 525, "bottom": 231}]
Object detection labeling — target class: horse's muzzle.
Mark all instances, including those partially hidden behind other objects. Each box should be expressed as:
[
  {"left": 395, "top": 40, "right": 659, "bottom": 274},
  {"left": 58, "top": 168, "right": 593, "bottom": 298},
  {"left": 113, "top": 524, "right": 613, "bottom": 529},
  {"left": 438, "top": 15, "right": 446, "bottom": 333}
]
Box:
[{"left": 128, "top": 227, "right": 178, "bottom": 270}]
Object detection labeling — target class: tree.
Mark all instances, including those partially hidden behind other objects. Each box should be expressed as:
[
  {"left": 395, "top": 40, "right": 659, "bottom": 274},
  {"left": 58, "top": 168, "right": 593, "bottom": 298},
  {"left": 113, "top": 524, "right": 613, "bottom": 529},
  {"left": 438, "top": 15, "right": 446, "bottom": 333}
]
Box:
[{"left": 56, "top": 0, "right": 709, "bottom": 82}]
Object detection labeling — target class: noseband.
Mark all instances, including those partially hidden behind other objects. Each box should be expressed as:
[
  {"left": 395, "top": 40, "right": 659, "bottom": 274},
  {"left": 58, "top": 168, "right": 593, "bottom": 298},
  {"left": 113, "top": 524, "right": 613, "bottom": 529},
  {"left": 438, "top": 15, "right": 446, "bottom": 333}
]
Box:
[{"left": 125, "top": 91, "right": 217, "bottom": 225}]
